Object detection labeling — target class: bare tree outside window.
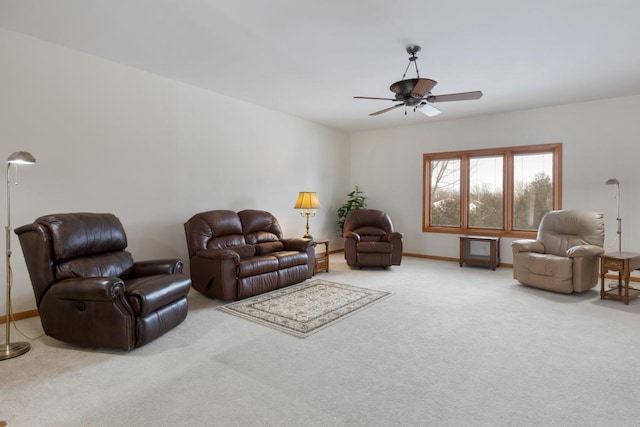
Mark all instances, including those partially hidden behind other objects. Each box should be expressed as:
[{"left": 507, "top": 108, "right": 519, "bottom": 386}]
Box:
[
  {"left": 469, "top": 156, "right": 503, "bottom": 229},
  {"left": 430, "top": 159, "right": 460, "bottom": 227}
]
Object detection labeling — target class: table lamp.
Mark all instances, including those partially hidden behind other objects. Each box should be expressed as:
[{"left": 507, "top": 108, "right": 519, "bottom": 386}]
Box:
[{"left": 294, "top": 192, "right": 321, "bottom": 239}]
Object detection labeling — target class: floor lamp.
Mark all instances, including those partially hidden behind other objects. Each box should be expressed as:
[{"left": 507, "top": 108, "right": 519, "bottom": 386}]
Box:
[
  {"left": 2, "top": 151, "right": 36, "bottom": 361},
  {"left": 294, "top": 191, "right": 321, "bottom": 239},
  {"left": 605, "top": 178, "right": 621, "bottom": 253}
]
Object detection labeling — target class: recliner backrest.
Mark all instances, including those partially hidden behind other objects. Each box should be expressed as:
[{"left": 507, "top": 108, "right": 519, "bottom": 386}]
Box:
[
  {"left": 344, "top": 209, "right": 393, "bottom": 238},
  {"left": 537, "top": 210, "right": 605, "bottom": 257},
  {"left": 35, "top": 213, "right": 134, "bottom": 280}
]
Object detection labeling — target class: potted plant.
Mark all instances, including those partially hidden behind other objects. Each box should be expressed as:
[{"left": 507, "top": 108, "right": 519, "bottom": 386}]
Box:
[{"left": 337, "top": 185, "right": 367, "bottom": 236}]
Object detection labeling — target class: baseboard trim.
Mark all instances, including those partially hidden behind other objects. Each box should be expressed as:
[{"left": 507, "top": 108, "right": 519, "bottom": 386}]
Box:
[
  {"left": 0, "top": 309, "right": 39, "bottom": 325},
  {"left": 3, "top": 257, "right": 628, "bottom": 323}
]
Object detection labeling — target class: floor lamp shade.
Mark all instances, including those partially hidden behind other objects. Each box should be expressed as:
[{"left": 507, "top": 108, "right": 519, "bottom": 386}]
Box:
[
  {"left": 294, "top": 192, "right": 321, "bottom": 239},
  {"left": 2, "top": 151, "right": 36, "bottom": 361}
]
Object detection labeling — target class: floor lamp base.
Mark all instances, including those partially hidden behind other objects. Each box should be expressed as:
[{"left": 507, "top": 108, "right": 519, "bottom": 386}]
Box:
[{"left": 0, "top": 341, "right": 30, "bottom": 361}]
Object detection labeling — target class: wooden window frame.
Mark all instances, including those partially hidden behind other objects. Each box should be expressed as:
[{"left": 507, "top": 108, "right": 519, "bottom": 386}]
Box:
[{"left": 423, "top": 143, "right": 562, "bottom": 238}]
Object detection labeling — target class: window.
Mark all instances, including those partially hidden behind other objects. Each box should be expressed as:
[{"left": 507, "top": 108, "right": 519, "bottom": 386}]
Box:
[{"left": 423, "top": 143, "right": 562, "bottom": 237}]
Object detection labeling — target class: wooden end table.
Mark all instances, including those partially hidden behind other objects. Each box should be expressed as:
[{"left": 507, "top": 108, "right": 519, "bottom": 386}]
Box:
[
  {"left": 312, "top": 239, "right": 329, "bottom": 275},
  {"left": 600, "top": 252, "right": 640, "bottom": 305}
]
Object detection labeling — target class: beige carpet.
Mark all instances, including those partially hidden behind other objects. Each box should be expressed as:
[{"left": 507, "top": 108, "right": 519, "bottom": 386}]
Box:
[
  {"left": 218, "top": 279, "right": 391, "bottom": 337},
  {"left": 4, "top": 255, "right": 640, "bottom": 426}
]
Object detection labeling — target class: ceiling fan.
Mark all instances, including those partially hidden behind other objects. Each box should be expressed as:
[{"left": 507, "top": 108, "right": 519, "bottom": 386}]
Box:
[{"left": 354, "top": 45, "right": 483, "bottom": 117}]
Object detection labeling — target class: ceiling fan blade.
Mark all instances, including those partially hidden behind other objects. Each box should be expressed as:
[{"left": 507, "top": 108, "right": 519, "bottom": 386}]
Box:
[
  {"left": 411, "top": 78, "right": 437, "bottom": 97},
  {"left": 369, "top": 103, "right": 404, "bottom": 116},
  {"left": 417, "top": 102, "right": 441, "bottom": 117},
  {"left": 354, "top": 96, "right": 397, "bottom": 101},
  {"left": 426, "top": 91, "right": 483, "bottom": 103}
]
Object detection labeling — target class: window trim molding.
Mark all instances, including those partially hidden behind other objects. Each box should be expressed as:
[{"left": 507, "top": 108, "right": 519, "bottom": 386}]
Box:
[{"left": 423, "top": 143, "right": 562, "bottom": 238}]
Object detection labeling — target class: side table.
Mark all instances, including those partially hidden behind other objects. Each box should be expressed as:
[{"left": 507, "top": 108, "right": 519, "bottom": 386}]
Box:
[
  {"left": 312, "top": 239, "right": 329, "bottom": 274},
  {"left": 600, "top": 251, "right": 640, "bottom": 305}
]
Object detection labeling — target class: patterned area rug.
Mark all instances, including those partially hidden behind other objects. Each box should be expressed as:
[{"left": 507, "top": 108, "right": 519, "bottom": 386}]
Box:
[{"left": 217, "top": 279, "right": 391, "bottom": 337}]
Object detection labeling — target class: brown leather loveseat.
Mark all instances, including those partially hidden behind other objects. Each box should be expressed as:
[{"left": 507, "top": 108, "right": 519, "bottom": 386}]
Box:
[
  {"left": 15, "top": 212, "right": 191, "bottom": 350},
  {"left": 184, "top": 209, "right": 314, "bottom": 301}
]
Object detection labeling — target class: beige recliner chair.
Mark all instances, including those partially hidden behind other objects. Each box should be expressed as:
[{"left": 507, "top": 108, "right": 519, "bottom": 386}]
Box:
[{"left": 511, "top": 210, "right": 605, "bottom": 294}]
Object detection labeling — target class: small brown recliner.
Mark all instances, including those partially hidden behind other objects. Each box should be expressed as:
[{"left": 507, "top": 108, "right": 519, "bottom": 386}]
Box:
[
  {"left": 343, "top": 209, "right": 404, "bottom": 268},
  {"left": 15, "top": 212, "right": 191, "bottom": 350}
]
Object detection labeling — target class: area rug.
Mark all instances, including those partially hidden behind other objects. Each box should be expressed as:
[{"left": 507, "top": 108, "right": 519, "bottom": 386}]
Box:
[{"left": 217, "top": 279, "right": 391, "bottom": 337}]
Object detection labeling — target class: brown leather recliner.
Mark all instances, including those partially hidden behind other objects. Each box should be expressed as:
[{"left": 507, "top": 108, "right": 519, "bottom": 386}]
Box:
[
  {"left": 15, "top": 212, "right": 191, "bottom": 350},
  {"left": 511, "top": 209, "right": 605, "bottom": 294},
  {"left": 343, "top": 209, "right": 404, "bottom": 268},
  {"left": 184, "top": 209, "right": 314, "bottom": 301}
]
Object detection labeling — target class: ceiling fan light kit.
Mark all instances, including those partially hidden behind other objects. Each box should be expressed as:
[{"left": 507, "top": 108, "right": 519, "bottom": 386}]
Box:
[{"left": 354, "top": 44, "right": 483, "bottom": 117}]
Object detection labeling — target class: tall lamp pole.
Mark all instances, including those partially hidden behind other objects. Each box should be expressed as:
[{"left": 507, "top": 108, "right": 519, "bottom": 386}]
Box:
[
  {"left": 2, "top": 151, "right": 36, "bottom": 361},
  {"left": 605, "top": 178, "right": 621, "bottom": 253}
]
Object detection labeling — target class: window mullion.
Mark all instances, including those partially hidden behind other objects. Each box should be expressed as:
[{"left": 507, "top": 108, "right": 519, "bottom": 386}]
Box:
[{"left": 461, "top": 154, "right": 469, "bottom": 231}]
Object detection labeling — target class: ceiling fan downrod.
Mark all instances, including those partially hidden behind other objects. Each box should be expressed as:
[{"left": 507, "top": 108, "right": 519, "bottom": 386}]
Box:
[{"left": 402, "top": 45, "right": 421, "bottom": 80}]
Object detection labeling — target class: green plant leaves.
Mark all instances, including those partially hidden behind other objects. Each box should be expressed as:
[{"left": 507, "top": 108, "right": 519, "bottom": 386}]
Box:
[{"left": 337, "top": 185, "right": 367, "bottom": 236}]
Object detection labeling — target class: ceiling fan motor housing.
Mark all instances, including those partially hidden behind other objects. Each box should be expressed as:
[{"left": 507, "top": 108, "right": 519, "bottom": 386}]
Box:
[{"left": 390, "top": 78, "right": 437, "bottom": 105}]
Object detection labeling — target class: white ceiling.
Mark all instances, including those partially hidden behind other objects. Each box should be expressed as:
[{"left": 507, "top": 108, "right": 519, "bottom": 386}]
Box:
[{"left": 1, "top": 0, "right": 640, "bottom": 133}]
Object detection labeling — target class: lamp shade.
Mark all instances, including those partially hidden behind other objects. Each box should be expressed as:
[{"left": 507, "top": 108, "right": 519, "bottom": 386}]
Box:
[
  {"left": 7, "top": 151, "right": 36, "bottom": 164},
  {"left": 294, "top": 192, "right": 321, "bottom": 210}
]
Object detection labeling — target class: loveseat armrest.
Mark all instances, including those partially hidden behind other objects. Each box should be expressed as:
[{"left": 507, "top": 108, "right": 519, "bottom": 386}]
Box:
[
  {"left": 190, "top": 249, "right": 240, "bottom": 300},
  {"left": 511, "top": 239, "right": 545, "bottom": 254},
  {"left": 566, "top": 244, "right": 605, "bottom": 258},
  {"left": 382, "top": 231, "right": 404, "bottom": 242},
  {"left": 134, "top": 259, "right": 184, "bottom": 276},
  {"left": 281, "top": 237, "right": 313, "bottom": 252},
  {"left": 194, "top": 248, "right": 240, "bottom": 262},
  {"left": 50, "top": 277, "right": 125, "bottom": 302}
]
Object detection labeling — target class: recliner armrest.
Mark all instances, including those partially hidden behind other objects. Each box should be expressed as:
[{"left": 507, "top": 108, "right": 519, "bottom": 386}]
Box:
[
  {"left": 281, "top": 237, "right": 312, "bottom": 251},
  {"left": 134, "top": 259, "right": 184, "bottom": 276},
  {"left": 566, "top": 244, "right": 605, "bottom": 258},
  {"left": 512, "top": 239, "right": 545, "bottom": 254},
  {"left": 343, "top": 231, "right": 360, "bottom": 242},
  {"left": 50, "top": 277, "right": 125, "bottom": 301},
  {"left": 382, "top": 232, "right": 404, "bottom": 242}
]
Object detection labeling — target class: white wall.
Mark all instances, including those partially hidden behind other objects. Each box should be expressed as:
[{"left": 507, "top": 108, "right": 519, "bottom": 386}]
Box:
[
  {"left": 0, "top": 29, "right": 350, "bottom": 315},
  {"left": 350, "top": 95, "right": 640, "bottom": 263}
]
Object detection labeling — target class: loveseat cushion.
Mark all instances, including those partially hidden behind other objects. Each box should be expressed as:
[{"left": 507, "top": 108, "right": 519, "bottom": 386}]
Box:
[
  {"left": 184, "top": 210, "right": 247, "bottom": 257},
  {"left": 238, "top": 256, "right": 279, "bottom": 278},
  {"left": 273, "top": 251, "right": 308, "bottom": 269},
  {"left": 255, "top": 241, "right": 285, "bottom": 255},
  {"left": 238, "top": 209, "right": 283, "bottom": 244},
  {"left": 229, "top": 244, "right": 256, "bottom": 258}
]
